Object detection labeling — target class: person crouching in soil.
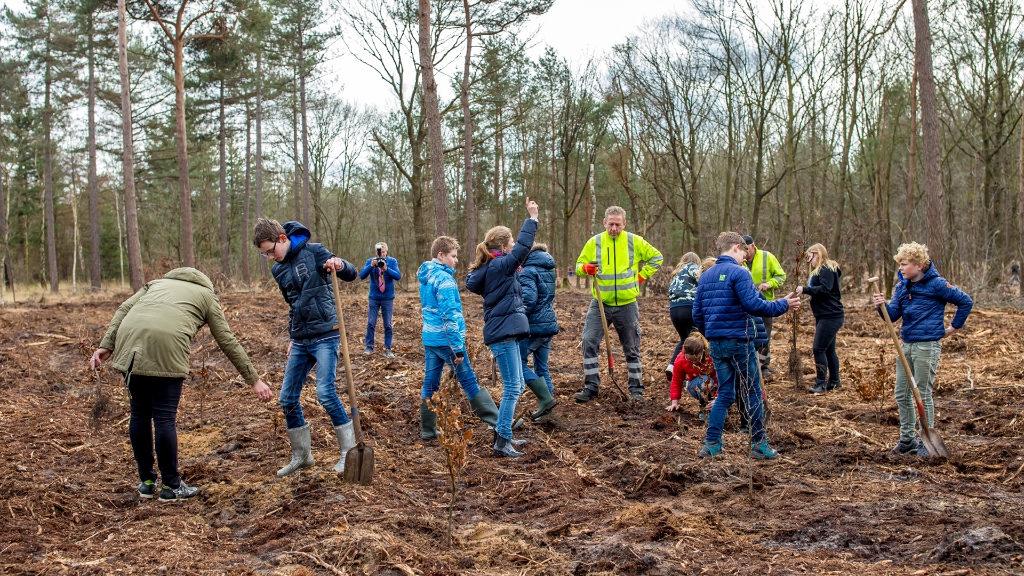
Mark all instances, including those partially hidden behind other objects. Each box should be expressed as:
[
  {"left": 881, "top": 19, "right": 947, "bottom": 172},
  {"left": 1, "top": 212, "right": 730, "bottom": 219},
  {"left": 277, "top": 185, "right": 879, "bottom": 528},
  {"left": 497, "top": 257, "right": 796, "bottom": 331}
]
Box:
[{"left": 89, "top": 268, "right": 272, "bottom": 502}]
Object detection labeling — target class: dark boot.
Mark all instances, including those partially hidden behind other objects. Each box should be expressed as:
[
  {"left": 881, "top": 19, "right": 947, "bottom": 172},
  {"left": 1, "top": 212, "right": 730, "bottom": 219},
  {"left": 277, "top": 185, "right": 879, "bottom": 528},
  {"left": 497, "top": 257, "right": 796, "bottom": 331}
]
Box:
[
  {"left": 420, "top": 401, "right": 437, "bottom": 441},
  {"left": 808, "top": 379, "right": 828, "bottom": 394},
  {"left": 493, "top": 435, "right": 524, "bottom": 458},
  {"left": 527, "top": 378, "right": 557, "bottom": 420},
  {"left": 468, "top": 388, "right": 499, "bottom": 427},
  {"left": 574, "top": 387, "right": 598, "bottom": 403},
  {"left": 826, "top": 379, "right": 842, "bottom": 390}
]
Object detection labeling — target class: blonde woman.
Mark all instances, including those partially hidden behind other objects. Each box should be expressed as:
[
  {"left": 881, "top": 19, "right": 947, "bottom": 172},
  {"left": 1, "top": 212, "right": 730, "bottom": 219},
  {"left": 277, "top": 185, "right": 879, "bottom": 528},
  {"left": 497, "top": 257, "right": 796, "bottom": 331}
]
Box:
[{"left": 795, "top": 244, "right": 844, "bottom": 393}]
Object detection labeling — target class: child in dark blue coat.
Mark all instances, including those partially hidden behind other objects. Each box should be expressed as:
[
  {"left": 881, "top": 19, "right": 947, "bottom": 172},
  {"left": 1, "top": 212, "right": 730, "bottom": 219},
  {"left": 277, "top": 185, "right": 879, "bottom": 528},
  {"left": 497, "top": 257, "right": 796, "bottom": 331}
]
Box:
[
  {"left": 872, "top": 242, "right": 972, "bottom": 456},
  {"left": 519, "top": 243, "right": 559, "bottom": 421},
  {"left": 466, "top": 198, "right": 539, "bottom": 457}
]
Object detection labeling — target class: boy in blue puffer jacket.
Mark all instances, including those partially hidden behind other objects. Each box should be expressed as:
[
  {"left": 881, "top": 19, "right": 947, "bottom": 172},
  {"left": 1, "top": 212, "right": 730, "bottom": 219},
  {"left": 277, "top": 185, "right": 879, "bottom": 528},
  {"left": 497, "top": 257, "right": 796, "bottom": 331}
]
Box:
[
  {"left": 692, "top": 232, "right": 801, "bottom": 460},
  {"left": 416, "top": 235, "right": 501, "bottom": 442},
  {"left": 253, "top": 218, "right": 359, "bottom": 478},
  {"left": 872, "top": 242, "right": 972, "bottom": 456},
  {"left": 519, "top": 243, "right": 559, "bottom": 421}
]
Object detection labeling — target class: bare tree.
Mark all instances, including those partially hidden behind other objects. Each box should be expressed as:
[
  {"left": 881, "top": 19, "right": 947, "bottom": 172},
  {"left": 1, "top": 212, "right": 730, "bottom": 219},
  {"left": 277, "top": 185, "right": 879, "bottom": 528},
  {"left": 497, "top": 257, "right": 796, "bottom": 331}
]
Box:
[
  {"left": 910, "top": 0, "right": 944, "bottom": 267},
  {"left": 117, "top": 0, "right": 144, "bottom": 290},
  {"left": 419, "top": 0, "right": 449, "bottom": 236}
]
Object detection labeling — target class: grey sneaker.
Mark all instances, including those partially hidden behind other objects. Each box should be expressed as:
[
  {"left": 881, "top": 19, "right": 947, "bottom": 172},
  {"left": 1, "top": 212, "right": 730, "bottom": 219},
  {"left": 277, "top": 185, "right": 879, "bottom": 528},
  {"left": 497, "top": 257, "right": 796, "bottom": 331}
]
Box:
[
  {"left": 158, "top": 480, "right": 198, "bottom": 502},
  {"left": 750, "top": 439, "right": 779, "bottom": 460},
  {"left": 891, "top": 438, "right": 919, "bottom": 455},
  {"left": 138, "top": 480, "right": 156, "bottom": 499},
  {"left": 363, "top": 348, "right": 373, "bottom": 355},
  {"left": 698, "top": 441, "right": 723, "bottom": 458},
  {"left": 383, "top": 349, "right": 396, "bottom": 359}
]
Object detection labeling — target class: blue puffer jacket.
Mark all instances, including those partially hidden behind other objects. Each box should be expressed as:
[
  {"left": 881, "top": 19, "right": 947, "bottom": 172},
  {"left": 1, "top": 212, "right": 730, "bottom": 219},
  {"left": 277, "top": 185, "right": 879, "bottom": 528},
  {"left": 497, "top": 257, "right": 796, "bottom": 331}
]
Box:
[
  {"left": 417, "top": 259, "right": 467, "bottom": 352},
  {"left": 271, "top": 221, "right": 357, "bottom": 340},
  {"left": 359, "top": 256, "right": 401, "bottom": 300},
  {"left": 466, "top": 218, "right": 537, "bottom": 345},
  {"left": 520, "top": 248, "right": 559, "bottom": 337},
  {"left": 693, "top": 255, "right": 789, "bottom": 340},
  {"left": 880, "top": 263, "right": 973, "bottom": 342},
  {"left": 752, "top": 306, "right": 769, "bottom": 348}
]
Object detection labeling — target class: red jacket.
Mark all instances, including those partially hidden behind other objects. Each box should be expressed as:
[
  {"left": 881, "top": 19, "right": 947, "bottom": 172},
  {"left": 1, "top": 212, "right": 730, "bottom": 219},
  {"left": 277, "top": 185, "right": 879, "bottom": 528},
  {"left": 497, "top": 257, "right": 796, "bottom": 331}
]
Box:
[{"left": 670, "top": 354, "right": 717, "bottom": 400}]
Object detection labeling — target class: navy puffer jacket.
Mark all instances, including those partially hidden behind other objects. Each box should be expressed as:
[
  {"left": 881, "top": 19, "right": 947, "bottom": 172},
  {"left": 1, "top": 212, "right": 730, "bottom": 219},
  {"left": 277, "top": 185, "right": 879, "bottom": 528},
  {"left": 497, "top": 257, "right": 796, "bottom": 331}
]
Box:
[
  {"left": 520, "top": 248, "right": 559, "bottom": 337},
  {"left": 880, "top": 262, "right": 972, "bottom": 342},
  {"left": 466, "top": 218, "right": 537, "bottom": 345},
  {"left": 693, "top": 255, "right": 789, "bottom": 341},
  {"left": 272, "top": 221, "right": 358, "bottom": 340}
]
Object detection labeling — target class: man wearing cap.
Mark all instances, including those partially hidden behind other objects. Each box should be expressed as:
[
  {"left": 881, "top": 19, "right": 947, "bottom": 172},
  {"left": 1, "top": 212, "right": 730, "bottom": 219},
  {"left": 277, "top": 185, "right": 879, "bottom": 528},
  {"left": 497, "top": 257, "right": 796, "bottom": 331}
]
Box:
[
  {"left": 574, "top": 206, "right": 663, "bottom": 401},
  {"left": 742, "top": 235, "right": 786, "bottom": 374}
]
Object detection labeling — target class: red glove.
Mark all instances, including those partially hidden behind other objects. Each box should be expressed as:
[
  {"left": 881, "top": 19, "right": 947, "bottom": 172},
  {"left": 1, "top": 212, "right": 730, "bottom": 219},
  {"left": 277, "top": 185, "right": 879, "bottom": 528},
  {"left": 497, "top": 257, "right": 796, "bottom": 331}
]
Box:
[
  {"left": 582, "top": 263, "right": 598, "bottom": 275},
  {"left": 638, "top": 276, "right": 646, "bottom": 284}
]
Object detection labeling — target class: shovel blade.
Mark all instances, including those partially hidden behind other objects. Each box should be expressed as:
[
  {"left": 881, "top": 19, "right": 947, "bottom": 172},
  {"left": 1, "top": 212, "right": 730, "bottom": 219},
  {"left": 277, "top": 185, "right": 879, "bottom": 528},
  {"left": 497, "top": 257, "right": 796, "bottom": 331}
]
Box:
[
  {"left": 342, "top": 446, "right": 375, "bottom": 485},
  {"left": 920, "top": 428, "right": 949, "bottom": 459}
]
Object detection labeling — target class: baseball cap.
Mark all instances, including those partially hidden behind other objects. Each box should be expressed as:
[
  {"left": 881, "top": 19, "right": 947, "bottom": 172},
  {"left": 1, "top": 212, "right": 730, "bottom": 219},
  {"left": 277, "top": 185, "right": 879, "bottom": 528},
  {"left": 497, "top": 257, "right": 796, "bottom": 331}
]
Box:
[{"left": 742, "top": 235, "right": 754, "bottom": 246}]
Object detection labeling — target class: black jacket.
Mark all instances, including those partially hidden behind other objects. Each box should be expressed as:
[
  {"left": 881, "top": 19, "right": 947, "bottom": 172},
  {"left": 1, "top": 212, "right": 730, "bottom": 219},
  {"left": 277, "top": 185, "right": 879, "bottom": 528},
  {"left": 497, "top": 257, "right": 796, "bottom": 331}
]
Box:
[
  {"left": 272, "top": 221, "right": 357, "bottom": 340},
  {"left": 802, "top": 265, "right": 844, "bottom": 319},
  {"left": 465, "top": 218, "right": 537, "bottom": 345}
]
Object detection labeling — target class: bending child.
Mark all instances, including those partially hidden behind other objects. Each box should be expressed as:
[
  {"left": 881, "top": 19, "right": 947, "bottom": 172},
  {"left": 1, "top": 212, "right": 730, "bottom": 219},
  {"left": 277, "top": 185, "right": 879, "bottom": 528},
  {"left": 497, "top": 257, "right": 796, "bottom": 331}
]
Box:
[{"left": 667, "top": 332, "right": 717, "bottom": 421}]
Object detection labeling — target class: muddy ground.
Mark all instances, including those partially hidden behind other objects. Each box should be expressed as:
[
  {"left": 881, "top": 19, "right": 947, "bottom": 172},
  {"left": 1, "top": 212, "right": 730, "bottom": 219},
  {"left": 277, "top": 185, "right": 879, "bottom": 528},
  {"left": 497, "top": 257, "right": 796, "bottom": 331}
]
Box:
[{"left": 1, "top": 286, "right": 1023, "bottom": 575}]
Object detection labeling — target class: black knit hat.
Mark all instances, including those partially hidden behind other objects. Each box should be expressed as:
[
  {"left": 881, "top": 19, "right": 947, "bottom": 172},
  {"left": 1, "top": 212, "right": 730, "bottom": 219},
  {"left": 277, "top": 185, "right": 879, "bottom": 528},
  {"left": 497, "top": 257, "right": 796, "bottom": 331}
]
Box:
[{"left": 742, "top": 235, "right": 755, "bottom": 246}]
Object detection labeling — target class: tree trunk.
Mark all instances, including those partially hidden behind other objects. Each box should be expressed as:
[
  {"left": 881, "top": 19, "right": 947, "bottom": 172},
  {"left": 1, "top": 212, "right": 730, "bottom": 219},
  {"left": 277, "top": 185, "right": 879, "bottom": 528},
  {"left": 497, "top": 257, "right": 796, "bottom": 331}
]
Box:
[
  {"left": 173, "top": 38, "right": 195, "bottom": 268},
  {"left": 912, "top": 0, "right": 946, "bottom": 269},
  {"left": 87, "top": 19, "right": 101, "bottom": 291},
  {"left": 118, "top": 0, "right": 144, "bottom": 290},
  {"left": 418, "top": 0, "right": 449, "bottom": 236},
  {"left": 461, "top": 0, "right": 476, "bottom": 251},
  {"left": 255, "top": 52, "right": 268, "bottom": 281},
  {"left": 0, "top": 85, "right": 7, "bottom": 304},
  {"left": 43, "top": 41, "right": 58, "bottom": 293},
  {"left": 241, "top": 108, "right": 251, "bottom": 287},
  {"left": 299, "top": 29, "right": 311, "bottom": 227},
  {"left": 219, "top": 79, "right": 230, "bottom": 279},
  {"left": 293, "top": 101, "right": 300, "bottom": 222}
]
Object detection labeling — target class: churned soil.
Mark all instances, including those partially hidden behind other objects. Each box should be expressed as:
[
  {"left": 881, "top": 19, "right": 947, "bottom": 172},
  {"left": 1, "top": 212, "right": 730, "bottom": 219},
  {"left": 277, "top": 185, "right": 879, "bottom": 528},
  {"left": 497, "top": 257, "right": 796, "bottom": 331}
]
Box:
[{"left": 1, "top": 286, "right": 1022, "bottom": 575}]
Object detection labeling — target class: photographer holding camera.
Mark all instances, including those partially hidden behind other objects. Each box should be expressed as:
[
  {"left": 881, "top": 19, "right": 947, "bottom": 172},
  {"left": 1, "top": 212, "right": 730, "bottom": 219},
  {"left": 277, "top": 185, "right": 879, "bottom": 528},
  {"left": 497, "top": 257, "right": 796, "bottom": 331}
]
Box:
[{"left": 359, "top": 242, "right": 401, "bottom": 358}]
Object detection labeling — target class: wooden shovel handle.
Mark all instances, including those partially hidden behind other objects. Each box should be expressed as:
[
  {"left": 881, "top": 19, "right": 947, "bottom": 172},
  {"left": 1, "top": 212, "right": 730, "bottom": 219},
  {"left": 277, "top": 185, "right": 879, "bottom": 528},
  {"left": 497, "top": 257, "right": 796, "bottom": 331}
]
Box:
[
  {"left": 869, "top": 278, "right": 932, "bottom": 430},
  {"left": 331, "top": 272, "right": 364, "bottom": 447}
]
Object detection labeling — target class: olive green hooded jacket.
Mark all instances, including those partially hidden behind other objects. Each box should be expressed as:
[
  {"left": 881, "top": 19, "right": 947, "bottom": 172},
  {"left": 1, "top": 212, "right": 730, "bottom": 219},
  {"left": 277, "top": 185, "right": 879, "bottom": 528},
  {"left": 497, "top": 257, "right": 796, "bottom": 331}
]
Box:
[{"left": 99, "top": 268, "right": 260, "bottom": 385}]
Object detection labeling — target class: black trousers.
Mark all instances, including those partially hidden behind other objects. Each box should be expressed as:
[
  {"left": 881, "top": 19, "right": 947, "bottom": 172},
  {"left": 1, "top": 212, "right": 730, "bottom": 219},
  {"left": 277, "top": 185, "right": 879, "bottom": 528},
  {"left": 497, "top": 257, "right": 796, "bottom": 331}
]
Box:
[
  {"left": 669, "top": 305, "right": 695, "bottom": 365},
  {"left": 812, "top": 316, "right": 844, "bottom": 383},
  {"left": 128, "top": 375, "right": 185, "bottom": 488}
]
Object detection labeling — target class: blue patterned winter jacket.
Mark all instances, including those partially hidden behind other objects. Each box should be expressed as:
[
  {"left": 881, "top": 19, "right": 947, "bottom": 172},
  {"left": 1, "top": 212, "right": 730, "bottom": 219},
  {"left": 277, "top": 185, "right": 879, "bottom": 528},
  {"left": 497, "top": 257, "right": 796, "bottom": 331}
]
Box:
[{"left": 417, "top": 259, "right": 467, "bottom": 352}]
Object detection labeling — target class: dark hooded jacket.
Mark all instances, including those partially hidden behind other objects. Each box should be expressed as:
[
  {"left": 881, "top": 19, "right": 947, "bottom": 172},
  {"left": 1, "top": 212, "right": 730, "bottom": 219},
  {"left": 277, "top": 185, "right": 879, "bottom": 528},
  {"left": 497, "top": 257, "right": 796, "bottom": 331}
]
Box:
[
  {"left": 271, "top": 221, "right": 357, "bottom": 341},
  {"left": 520, "top": 248, "right": 559, "bottom": 337}
]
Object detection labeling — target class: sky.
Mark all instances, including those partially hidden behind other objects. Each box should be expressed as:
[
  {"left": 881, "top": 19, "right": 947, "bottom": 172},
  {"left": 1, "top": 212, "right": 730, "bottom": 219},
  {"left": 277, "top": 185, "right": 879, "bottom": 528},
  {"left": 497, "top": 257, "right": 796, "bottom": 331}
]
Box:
[{"left": 329, "top": 0, "right": 683, "bottom": 106}]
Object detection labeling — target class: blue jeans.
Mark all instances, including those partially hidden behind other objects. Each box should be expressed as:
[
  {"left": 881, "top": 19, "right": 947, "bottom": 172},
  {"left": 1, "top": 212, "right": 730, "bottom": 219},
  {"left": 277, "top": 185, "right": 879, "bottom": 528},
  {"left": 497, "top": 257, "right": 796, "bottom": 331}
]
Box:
[
  {"left": 686, "top": 374, "right": 713, "bottom": 408},
  {"left": 365, "top": 298, "right": 394, "bottom": 350},
  {"left": 491, "top": 337, "right": 525, "bottom": 440},
  {"left": 421, "top": 345, "right": 480, "bottom": 400},
  {"left": 519, "top": 336, "right": 553, "bottom": 393},
  {"left": 706, "top": 339, "right": 766, "bottom": 445},
  {"left": 279, "top": 336, "right": 350, "bottom": 429}
]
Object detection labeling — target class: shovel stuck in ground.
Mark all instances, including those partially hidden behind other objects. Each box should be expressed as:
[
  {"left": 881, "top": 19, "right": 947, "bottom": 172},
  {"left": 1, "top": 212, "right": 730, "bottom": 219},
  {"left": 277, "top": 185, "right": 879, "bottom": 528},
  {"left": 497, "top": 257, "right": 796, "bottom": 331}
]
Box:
[
  {"left": 868, "top": 276, "right": 949, "bottom": 458},
  {"left": 331, "top": 272, "right": 375, "bottom": 484}
]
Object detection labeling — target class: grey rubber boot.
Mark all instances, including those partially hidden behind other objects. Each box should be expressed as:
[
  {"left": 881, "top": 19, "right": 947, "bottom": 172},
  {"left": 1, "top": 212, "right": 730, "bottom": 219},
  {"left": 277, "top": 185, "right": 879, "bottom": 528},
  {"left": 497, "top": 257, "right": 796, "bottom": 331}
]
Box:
[
  {"left": 527, "top": 378, "right": 557, "bottom": 420},
  {"left": 420, "top": 401, "right": 438, "bottom": 440},
  {"left": 277, "top": 424, "right": 314, "bottom": 478},
  {"left": 332, "top": 422, "right": 356, "bottom": 473}
]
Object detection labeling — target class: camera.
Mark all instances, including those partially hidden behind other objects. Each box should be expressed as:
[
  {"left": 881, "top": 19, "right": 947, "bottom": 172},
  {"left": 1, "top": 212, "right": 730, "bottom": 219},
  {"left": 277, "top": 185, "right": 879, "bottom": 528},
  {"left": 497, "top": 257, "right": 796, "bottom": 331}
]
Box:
[{"left": 374, "top": 243, "right": 387, "bottom": 268}]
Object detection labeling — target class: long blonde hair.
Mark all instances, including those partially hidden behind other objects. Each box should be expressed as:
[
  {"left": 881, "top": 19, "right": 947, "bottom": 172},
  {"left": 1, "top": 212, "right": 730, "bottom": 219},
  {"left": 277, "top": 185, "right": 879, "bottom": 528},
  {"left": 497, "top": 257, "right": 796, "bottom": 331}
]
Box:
[
  {"left": 673, "top": 252, "right": 701, "bottom": 275},
  {"left": 469, "top": 226, "right": 513, "bottom": 271},
  {"left": 698, "top": 257, "right": 717, "bottom": 278},
  {"left": 807, "top": 243, "right": 839, "bottom": 276}
]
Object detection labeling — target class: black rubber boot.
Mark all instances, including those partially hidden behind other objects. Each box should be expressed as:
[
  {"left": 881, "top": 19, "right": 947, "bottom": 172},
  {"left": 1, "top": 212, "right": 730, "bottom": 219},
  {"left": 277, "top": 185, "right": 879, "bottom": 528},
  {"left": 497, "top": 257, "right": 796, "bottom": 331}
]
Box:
[
  {"left": 808, "top": 379, "right": 829, "bottom": 394},
  {"left": 420, "top": 401, "right": 437, "bottom": 441},
  {"left": 527, "top": 378, "right": 557, "bottom": 420},
  {"left": 493, "top": 435, "right": 524, "bottom": 458}
]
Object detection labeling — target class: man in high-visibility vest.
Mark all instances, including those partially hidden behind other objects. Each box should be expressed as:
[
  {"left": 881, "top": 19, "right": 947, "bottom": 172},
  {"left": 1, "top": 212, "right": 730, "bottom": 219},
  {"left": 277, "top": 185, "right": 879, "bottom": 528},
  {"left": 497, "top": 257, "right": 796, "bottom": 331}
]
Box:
[
  {"left": 741, "top": 235, "right": 786, "bottom": 375},
  {"left": 574, "top": 206, "right": 663, "bottom": 401}
]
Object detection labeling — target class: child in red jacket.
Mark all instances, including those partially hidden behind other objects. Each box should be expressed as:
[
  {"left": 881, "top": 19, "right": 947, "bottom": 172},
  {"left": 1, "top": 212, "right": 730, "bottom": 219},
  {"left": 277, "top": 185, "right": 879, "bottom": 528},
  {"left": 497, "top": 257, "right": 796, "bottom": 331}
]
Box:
[{"left": 666, "top": 332, "right": 718, "bottom": 420}]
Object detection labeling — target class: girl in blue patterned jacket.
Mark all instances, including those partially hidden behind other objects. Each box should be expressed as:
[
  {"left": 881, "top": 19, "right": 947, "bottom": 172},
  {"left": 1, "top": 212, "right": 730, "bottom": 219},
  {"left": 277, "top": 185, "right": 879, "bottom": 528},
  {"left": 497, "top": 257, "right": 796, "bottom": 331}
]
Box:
[{"left": 872, "top": 242, "right": 972, "bottom": 456}]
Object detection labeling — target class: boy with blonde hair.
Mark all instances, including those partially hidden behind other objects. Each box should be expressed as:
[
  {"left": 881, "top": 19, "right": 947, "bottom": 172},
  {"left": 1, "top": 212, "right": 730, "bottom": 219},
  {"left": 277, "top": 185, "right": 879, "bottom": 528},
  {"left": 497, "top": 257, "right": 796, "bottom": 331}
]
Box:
[{"left": 872, "top": 242, "right": 972, "bottom": 456}]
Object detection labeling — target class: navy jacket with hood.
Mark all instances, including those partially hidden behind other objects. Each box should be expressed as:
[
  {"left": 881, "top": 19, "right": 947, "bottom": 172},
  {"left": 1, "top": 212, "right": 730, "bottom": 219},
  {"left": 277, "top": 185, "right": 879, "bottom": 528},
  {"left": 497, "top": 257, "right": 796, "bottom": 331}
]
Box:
[
  {"left": 693, "top": 255, "right": 789, "bottom": 341},
  {"left": 465, "top": 218, "right": 537, "bottom": 345},
  {"left": 880, "top": 262, "right": 972, "bottom": 342},
  {"left": 271, "top": 221, "right": 357, "bottom": 341},
  {"left": 520, "top": 248, "right": 559, "bottom": 338}
]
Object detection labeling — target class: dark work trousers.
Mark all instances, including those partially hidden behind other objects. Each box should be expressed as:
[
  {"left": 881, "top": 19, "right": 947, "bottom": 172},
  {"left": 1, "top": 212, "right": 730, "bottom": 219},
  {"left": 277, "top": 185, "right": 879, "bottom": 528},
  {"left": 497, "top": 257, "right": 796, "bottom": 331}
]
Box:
[
  {"left": 581, "top": 300, "right": 642, "bottom": 394},
  {"left": 128, "top": 375, "right": 185, "bottom": 488},
  {"left": 812, "top": 316, "right": 844, "bottom": 384},
  {"left": 669, "top": 305, "right": 695, "bottom": 366},
  {"left": 757, "top": 316, "right": 774, "bottom": 370}
]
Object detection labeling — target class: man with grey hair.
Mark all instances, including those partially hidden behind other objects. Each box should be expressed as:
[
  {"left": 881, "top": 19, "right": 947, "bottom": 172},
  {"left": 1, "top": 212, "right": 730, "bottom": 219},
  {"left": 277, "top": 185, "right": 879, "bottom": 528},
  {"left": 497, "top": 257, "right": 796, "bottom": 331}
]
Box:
[{"left": 574, "top": 206, "right": 663, "bottom": 401}]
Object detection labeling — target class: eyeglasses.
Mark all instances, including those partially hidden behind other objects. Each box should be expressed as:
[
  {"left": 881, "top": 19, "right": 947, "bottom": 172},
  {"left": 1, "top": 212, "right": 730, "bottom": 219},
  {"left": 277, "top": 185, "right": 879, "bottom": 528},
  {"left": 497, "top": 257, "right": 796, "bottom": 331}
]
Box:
[{"left": 260, "top": 241, "right": 278, "bottom": 258}]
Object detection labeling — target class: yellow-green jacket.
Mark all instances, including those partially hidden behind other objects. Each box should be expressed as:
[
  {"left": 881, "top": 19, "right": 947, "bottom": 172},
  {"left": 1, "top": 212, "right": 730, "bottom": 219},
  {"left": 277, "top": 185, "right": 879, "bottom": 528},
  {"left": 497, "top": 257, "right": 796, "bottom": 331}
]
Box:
[
  {"left": 743, "top": 247, "right": 787, "bottom": 301},
  {"left": 99, "top": 268, "right": 260, "bottom": 384},
  {"left": 575, "top": 231, "right": 663, "bottom": 306}
]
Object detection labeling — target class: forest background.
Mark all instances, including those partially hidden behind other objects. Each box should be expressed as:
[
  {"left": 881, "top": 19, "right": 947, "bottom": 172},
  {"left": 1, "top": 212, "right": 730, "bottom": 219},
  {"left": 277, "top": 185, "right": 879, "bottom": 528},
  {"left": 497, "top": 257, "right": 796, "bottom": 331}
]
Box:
[{"left": 1, "top": 0, "right": 1022, "bottom": 302}]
